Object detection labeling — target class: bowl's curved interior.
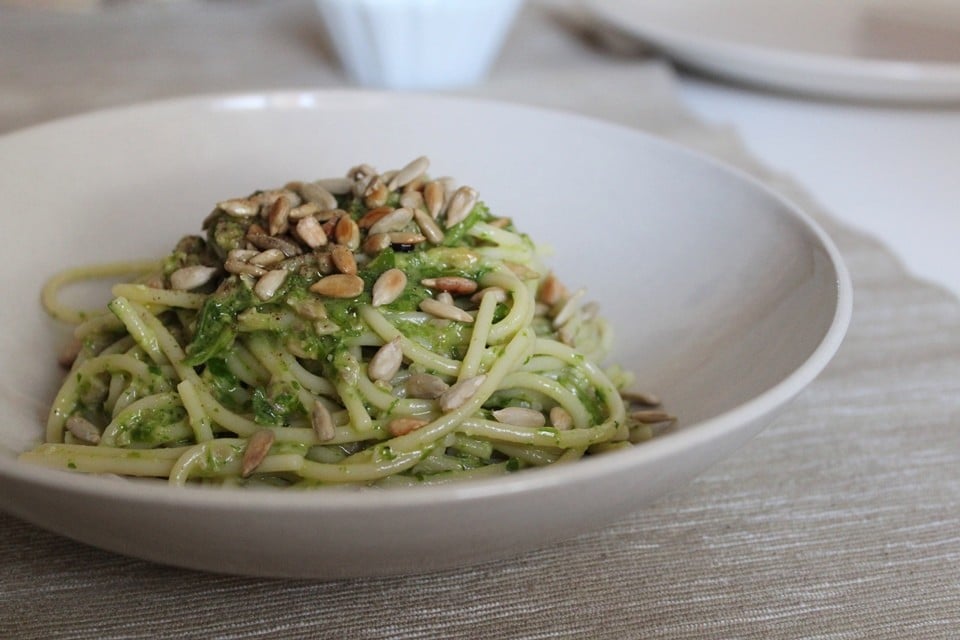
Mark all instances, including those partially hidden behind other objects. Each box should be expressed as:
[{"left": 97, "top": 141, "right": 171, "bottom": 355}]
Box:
[{"left": 0, "top": 91, "right": 850, "bottom": 577}]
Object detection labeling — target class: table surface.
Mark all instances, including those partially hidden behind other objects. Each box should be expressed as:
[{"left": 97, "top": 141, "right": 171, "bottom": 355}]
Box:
[{"left": 2, "top": 1, "right": 960, "bottom": 638}]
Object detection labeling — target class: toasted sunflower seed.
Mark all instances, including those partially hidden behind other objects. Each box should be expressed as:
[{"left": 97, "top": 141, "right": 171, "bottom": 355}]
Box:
[
  {"left": 311, "top": 401, "right": 336, "bottom": 442},
  {"left": 267, "top": 194, "right": 293, "bottom": 236},
  {"left": 65, "top": 415, "right": 101, "bottom": 444},
  {"left": 421, "top": 276, "right": 478, "bottom": 295},
  {"left": 295, "top": 215, "right": 329, "bottom": 249},
  {"left": 363, "top": 176, "right": 389, "bottom": 209},
  {"left": 436, "top": 291, "right": 454, "bottom": 305},
  {"left": 334, "top": 216, "right": 361, "bottom": 250},
  {"left": 400, "top": 190, "right": 424, "bottom": 211},
  {"left": 330, "top": 243, "right": 358, "bottom": 275},
  {"left": 444, "top": 186, "right": 478, "bottom": 228},
  {"left": 362, "top": 233, "right": 391, "bottom": 255},
  {"left": 217, "top": 198, "right": 259, "bottom": 217},
  {"left": 368, "top": 207, "right": 413, "bottom": 235},
  {"left": 315, "top": 177, "right": 354, "bottom": 195},
  {"left": 253, "top": 269, "right": 287, "bottom": 301},
  {"left": 169, "top": 265, "right": 218, "bottom": 291},
  {"left": 288, "top": 201, "right": 322, "bottom": 221},
  {"left": 241, "top": 429, "right": 275, "bottom": 477},
  {"left": 293, "top": 181, "right": 338, "bottom": 210},
  {"left": 225, "top": 258, "right": 267, "bottom": 277},
  {"left": 629, "top": 410, "right": 675, "bottom": 424},
  {"left": 247, "top": 232, "right": 302, "bottom": 257},
  {"left": 372, "top": 268, "right": 407, "bottom": 307},
  {"left": 388, "top": 417, "right": 430, "bottom": 437},
  {"left": 368, "top": 337, "right": 403, "bottom": 382},
  {"left": 423, "top": 180, "right": 445, "bottom": 219},
  {"left": 412, "top": 208, "right": 445, "bottom": 244},
  {"left": 493, "top": 407, "right": 546, "bottom": 428},
  {"left": 310, "top": 273, "right": 364, "bottom": 298},
  {"left": 405, "top": 373, "right": 449, "bottom": 399},
  {"left": 538, "top": 273, "right": 566, "bottom": 306},
  {"left": 228, "top": 248, "right": 259, "bottom": 262},
  {"left": 438, "top": 375, "right": 486, "bottom": 412},
  {"left": 358, "top": 206, "right": 394, "bottom": 230},
  {"left": 388, "top": 232, "right": 426, "bottom": 246},
  {"left": 249, "top": 248, "right": 286, "bottom": 267},
  {"left": 550, "top": 406, "right": 574, "bottom": 430},
  {"left": 552, "top": 288, "right": 586, "bottom": 328},
  {"left": 420, "top": 298, "right": 473, "bottom": 323},
  {"left": 388, "top": 156, "right": 430, "bottom": 191}
]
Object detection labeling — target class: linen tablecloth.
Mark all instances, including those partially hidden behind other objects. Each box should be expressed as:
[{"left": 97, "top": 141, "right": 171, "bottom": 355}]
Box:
[{"left": 2, "top": 2, "right": 959, "bottom": 638}]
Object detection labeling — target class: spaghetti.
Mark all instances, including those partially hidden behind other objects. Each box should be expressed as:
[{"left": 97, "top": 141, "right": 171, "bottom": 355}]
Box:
[{"left": 22, "top": 157, "right": 659, "bottom": 487}]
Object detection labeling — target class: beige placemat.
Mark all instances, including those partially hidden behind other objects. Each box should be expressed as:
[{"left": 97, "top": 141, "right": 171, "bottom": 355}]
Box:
[{"left": 2, "top": 2, "right": 960, "bottom": 638}]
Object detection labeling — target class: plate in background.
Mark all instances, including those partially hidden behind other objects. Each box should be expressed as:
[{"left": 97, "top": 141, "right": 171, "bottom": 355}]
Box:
[{"left": 587, "top": 0, "right": 960, "bottom": 102}]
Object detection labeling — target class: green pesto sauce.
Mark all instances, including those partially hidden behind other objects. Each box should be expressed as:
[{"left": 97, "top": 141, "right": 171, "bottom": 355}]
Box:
[{"left": 121, "top": 406, "right": 187, "bottom": 444}]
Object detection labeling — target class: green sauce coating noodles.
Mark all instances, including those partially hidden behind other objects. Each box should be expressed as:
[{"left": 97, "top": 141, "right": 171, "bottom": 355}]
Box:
[{"left": 23, "top": 158, "right": 656, "bottom": 487}]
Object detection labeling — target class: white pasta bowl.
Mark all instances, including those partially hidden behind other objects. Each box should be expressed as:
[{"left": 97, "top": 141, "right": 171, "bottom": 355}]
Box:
[{"left": 0, "top": 91, "right": 850, "bottom": 578}]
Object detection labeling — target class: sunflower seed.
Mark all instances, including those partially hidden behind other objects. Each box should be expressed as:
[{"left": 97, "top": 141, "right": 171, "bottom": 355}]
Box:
[
  {"left": 310, "top": 273, "right": 364, "bottom": 298},
  {"left": 363, "top": 176, "right": 389, "bottom": 209},
  {"left": 348, "top": 163, "right": 378, "bottom": 182},
  {"left": 330, "top": 243, "right": 357, "bottom": 275},
  {"left": 388, "top": 156, "right": 430, "bottom": 191},
  {"left": 538, "top": 273, "right": 566, "bottom": 306},
  {"left": 225, "top": 258, "right": 267, "bottom": 277},
  {"left": 552, "top": 288, "right": 586, "bottom": 328},
  {"left": 388, "top": 417, "right": 430, "bottom": 437},
  {"left": 420, "top": 298, "right": 473, "bottom": 323},
  {"left": 423, "top": 180, "right": 445, "bottom": 219},
  {"left": 492, "top": 407, "right": 546, "bottom": 428},
  {"left": 295, "top": 215, "right": 328, "bottom": 249},
  {"left": 267, "top": 194, "right": 293, "bottom": 236},
  {"left": 372, "top": 268, "right": 407, "bottom": 307},
  {"left": 241, "top": 429, "right": 275, "bottom": 477},
  {"left": 253, "top": 269, "right": 287, "bottom": 301},
  {"left": 405, "top": 373, "right": 449, "bottom": 399},
  {"left": 444, "top": 186, "right": 478, "bottom": 228},
  {"left": 421, "top": 276, "right": 478, "bottom": 295},
  {"left": 412, "top": 208, "right": 445, "bottom": 244},
  {"left": 290, "top": 298, "right": 327, "bottom": 320},
  {"left": 629, "top": 410, "right": 674, "bottom": 424},
  {"left": 436, "top": 291, "right": 454, "bottom": 305},
  {"left": 311, "top": 401, "right": 336, "bottom": 442},
  {"left": 289, "top": 201, "right": 321, "bottom": 221},
  {"left": 292, "top": 181, "right": 338, "bottom": 210},
  {"left": 334, "top": 216, "right": 360, "bottom": 250},
  {"left": 65, "top": 415, "right": 101, "bottom": 444},
  {"left": 400, "top": 190, "right": 424, "bottom": 211},
  {"left": 249, "top": 248, "right": 286, "bottom": 266},
  {"left": 438, "top": 375, "right": 486, "bottom": 412},
  {"left": 169, "top": 265, "right": 218, "bottom": 291},
  {"left": 339, "top": 352, "right": 360, "bottom": 386},
  {"left": 228, "top": 248, "right": 259, "bottom": 262},
  {"left": 368, "top": 337, "right": 403, "bottom": 382},
  {"left": 363, "top": 232, "right": 392, "bottom": 255},
  {"left": 247, "top": 231, "right": 302, "bottom": 257},
  {"left": 217, "top": 198, "right": 259, "bottom": 217},
  {"left": 550, "top": 406, "right": 573, "bottom": 430},
  {"left": 358, "top": 206, "right": 394, "bottom": 229},
  {"left": 315, "top": 177, "right": 354, "bottom": 195},
  {"left": 388, "top": 232, "right": 426, "bottom": 246},
  {"left": 368, "top": 207, "right": 413, "bottom": 235}
]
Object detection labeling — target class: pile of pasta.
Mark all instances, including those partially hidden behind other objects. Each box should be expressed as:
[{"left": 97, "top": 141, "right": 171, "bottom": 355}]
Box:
[{"left": 24, "top": 157, "right": 664, "bottom": 487}]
